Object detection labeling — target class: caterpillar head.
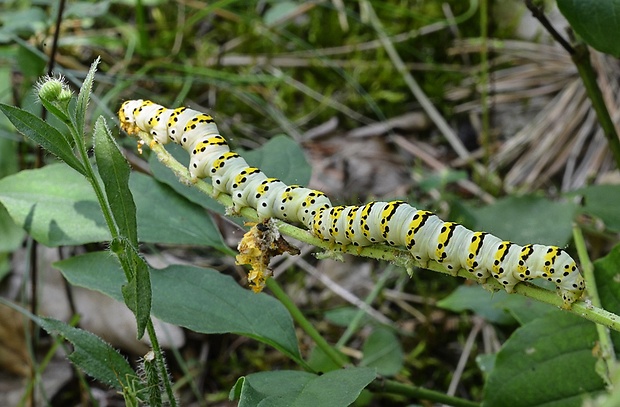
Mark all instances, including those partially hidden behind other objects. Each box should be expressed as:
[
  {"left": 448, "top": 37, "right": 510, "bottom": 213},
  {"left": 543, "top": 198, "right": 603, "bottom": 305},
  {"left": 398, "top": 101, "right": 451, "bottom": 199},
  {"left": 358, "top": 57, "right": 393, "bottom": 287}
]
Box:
[
  {"left": 553, "top": 249, "right": 585, "bottom": 309},
  {"left": 118, "top": 99, "right": 147, "bottom": 134}
]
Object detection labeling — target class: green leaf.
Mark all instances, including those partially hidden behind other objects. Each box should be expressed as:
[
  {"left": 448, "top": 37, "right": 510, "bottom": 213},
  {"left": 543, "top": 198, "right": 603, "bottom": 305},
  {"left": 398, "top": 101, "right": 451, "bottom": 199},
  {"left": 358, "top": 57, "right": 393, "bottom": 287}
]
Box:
[
  {"left": 574, "top": 185, "right": 620, "bottom": 232},
  {"left": 0, "top": 138, "right": 19, "bottom": 177},
  {"left": 15, "top": 43, "right": 46, "bottom": 78},
  {"left": 0, "top": 203, "right": 25, "bottom": 252},
  {"left": 55, "top": 251, "right": 302, "bottom": 363},
  {"left": 119, "top": 243, "right": 151, "bottom": 339},
  {"left": 37, "top": 317, "right": 137, "bottom": 391},
  {"left": 0, "top": 164, "right": 227, "bottom": 249},
  {"left": 437, "top": 285, "right": 516, "bottom": 325},
  {"left": 482, "top": 313, "right": 605, "bottom": 407},
  {"left": 307, "top": 346, "right": 346, "bottom": 374},
  {"left": 233, "top": 368, "right": 376, "bottom": 407},
  {"left": 0, "top": 164, "right": 110, "bottom": 245},
  {"left": 419, "top": 168, "right": 468, "bottom": 192},
  {"left": 131, "top": 172, "right": 228, "bottom": 251},
  {"left": 0, "top": 104, "right": 85, "bottom": 175},
  {"left": 476, "top": 353, "right": 496, "bottom": 378},
  {"left": 241, "top": 135, "right": 312, "bottom": 186},
  {"left": 76, "top": 57, "right": 100, "bottom": 136},
  {"left": 492, "top": 291, "right": 559, "bottom": 326},
  {"left": 360, "top": 326, "right": 404, "bottom": 376},
  {"left": 439, "top": 285, "right": 559, "bottom": 326},
  {"left": 466, "top": 196, "right": 577, "bottom": 246},
  {"left": 94, "top": 117, "right": 138, "bottom": 246},
  {"left": 325, "top": 307, "right": 371, "bottom": 327},
  {"left": 38, "top": 92, "right": 72, "bottom": 128},
  {"left": 557, "top": 0, "right": 620, "bottom": 57},
  {"left": 592, "top": 243, "right": 620, "bottom": 355}
]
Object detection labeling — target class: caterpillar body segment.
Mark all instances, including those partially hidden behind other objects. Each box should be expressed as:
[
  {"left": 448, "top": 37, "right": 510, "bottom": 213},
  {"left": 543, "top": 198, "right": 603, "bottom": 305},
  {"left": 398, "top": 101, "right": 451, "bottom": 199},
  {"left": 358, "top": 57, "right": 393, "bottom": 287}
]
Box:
[
  {"left": 254, "top": 179, "right": 289, "bottom": 221},
  {"left": 465, "top": 232, "right": 491, "bottom": 283},
  {"left": 189, "top": 135, "right": 231, "bottom": 179},
  {"left": 119, "top": 99, "right": 586, "bottom": 308}
]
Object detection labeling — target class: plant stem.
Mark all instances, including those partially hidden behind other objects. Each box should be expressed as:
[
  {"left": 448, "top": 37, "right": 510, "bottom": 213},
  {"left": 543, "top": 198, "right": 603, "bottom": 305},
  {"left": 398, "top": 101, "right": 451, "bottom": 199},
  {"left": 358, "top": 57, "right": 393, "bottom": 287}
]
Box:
[
  {"left": 146, "top": 320, "right": 177, "bottom": 407},
  {"left": 525, "top": 0, "right": 620, "bottom": 169},
  {"left": 67, "top": 120, "right": 120, "bottom": 243},
  {"left": 335, "top": 267, "right": 394, "bottom": 348},
  {"left": 479, "top": 0, "right": 490, "bottom": 167},
  {"left": 573, "top": 225, "right": 615, "bottom": 384},
  {"left": 266, "top": 278, "right": 346, "bottom": 369},
  {"left": 371, "top": 378, "right": 480, "bottom": 407},
  {"left": 571, "top": 43, "right": 620, "bottom": 169},
  {"left": 524, "top": 0, "right": 574, "bottom": 54}
]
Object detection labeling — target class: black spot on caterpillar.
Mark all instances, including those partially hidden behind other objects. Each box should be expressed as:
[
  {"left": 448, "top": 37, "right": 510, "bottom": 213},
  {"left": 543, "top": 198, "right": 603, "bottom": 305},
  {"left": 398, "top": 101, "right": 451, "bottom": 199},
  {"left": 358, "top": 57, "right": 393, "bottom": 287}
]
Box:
[{"left": 119, "top": 100, "right": 586, "bottom": 309}]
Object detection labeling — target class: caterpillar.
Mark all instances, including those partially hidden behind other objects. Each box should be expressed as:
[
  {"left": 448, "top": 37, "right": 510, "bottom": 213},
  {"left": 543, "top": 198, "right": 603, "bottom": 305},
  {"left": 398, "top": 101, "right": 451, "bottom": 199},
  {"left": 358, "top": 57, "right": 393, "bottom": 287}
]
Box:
[{"left": 118, "top": 100, "right": 585, "bottom": 309}]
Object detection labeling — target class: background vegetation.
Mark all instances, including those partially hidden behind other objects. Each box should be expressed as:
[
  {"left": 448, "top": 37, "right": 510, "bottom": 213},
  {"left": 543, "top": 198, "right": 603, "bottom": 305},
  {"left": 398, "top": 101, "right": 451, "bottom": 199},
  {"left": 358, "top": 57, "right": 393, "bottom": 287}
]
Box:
[{"left": 1, "top": 0, "right": 620, "bottom": 406}]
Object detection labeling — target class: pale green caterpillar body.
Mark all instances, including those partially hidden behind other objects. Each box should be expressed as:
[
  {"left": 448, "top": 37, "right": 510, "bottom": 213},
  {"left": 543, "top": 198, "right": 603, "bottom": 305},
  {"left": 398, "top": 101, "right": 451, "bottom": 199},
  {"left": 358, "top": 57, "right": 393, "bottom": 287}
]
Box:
[{"left": 119, "top": 99, "right": 585, "bottom": 309}]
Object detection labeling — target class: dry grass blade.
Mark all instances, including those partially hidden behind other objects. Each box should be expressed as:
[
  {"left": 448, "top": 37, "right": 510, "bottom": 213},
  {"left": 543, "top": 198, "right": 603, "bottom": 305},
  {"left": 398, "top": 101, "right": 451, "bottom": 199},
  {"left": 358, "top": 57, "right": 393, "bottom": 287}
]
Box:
[{"left": 449, "top": 39, "right": 620, "bottom": 191}]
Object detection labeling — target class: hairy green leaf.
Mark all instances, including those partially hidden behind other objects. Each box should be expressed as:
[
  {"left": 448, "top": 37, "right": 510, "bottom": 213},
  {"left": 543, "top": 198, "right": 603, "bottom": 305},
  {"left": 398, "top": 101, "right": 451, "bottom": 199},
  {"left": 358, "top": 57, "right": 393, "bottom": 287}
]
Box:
[
  {"left": 76, "top": 57, "right": 100, "bottom": 135},
  {"left": 119, "top": 242, "right": 151, "bottom": 339},
  {"left": 37, "top": 317, "right": 137, "bottom": 391},
  {"left": 0, "top": 104, "right": 85, "bottom": 175},
  {"left": 94, "top": 117, "right": 138, "bottom": 246}
]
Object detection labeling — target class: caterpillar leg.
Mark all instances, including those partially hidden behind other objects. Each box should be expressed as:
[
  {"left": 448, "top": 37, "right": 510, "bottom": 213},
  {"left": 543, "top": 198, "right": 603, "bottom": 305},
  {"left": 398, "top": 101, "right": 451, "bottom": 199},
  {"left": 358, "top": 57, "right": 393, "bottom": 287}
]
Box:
[{"left": 559, "top": 288, "right": 582, "bottom": 310}]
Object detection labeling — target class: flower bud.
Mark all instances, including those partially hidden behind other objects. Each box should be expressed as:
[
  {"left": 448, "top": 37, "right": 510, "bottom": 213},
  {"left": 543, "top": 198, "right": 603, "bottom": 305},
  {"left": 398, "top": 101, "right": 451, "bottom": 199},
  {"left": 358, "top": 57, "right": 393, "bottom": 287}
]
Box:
[{"left": 36, "top": 75, "right": 72, "bottom": 104}]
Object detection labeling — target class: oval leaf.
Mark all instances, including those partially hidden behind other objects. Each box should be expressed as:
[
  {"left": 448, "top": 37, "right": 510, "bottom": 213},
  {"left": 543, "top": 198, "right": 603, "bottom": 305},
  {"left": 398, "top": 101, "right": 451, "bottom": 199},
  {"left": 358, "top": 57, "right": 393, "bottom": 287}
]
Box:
[
  {"left": 55, "top": 252, "right": 302, "bottom": 363},
  {"left": 467, "top": 196, "right": 577, "bottom": 246},
  {"left": 573, "top": 185, "right": 620, "bottom": 232},
  {"left": 0, "top": 164, "right": 227, "bottom": 249},
  {"left": 360, "top": 326, "right": 404, "bottom": 376},
  {"left": 234, "top": 368, "right": 376, "bottom": 407},
  {"left": 558, "top": 0, "right": 620, "bottom": 57},
  {"left": 483, "top": 312, "right": 605, "bottom": 406},
  {"left": 241, "top": 135, "right": 312, "bottom": 186}
]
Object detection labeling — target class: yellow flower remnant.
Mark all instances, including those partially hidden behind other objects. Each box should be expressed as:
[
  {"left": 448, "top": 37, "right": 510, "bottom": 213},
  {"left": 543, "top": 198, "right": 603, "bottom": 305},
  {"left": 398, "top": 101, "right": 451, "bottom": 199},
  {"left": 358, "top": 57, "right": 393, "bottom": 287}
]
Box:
[{"left": 236, "top": 218, "right": 300, "bottom": 293}]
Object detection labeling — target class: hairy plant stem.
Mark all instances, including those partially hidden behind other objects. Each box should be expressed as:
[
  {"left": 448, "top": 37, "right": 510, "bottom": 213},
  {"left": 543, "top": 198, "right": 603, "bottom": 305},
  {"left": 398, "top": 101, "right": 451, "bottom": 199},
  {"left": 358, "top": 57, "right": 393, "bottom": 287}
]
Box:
[{"left": 146, "top": 321, "right": 177, "bottom": 406}]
